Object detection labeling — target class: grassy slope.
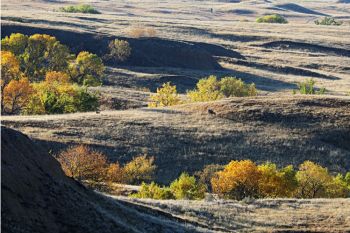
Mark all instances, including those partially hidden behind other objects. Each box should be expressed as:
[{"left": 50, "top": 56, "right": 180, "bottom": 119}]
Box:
[
  {"left": 3, "top": 95, "right": 350, "bottom": 184},
  {"left": 115, "top": 196, "right": 350, "bottom": 233}
]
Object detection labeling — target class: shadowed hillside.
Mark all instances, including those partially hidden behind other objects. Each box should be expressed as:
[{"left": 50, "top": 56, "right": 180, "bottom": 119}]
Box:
[
  {"left": 3, "top": 95, "right": 350, "bottom": 184},
  {"left": 0, "top": 127, "right": 208, "bottom": 233},
  {"left": 2, "top": 127, "right": 350, "bottom": 232}
]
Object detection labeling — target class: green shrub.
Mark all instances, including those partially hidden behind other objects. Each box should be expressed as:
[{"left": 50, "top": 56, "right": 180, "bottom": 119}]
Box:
[
  {"left": 187, "top": 76, "right": 257, "bottom": 102},
  {"left": 170, "top": 173, "right": 206, "bottom": 200},
  {"left": 256, "top": 14, "right": 288, "bottom": 24},
  {"left": 130, "top": 182, "right": 175, "bottom": 199},
  {"left": 25, "top": 80, "right": 99, "bottom": 115},
  {"left": 315, "top": 17, "right": 343, "bottom": 26},
  {"left": 69, "top": 51, "right": 105, "bottom": 86},
  {"left": 59, "top": 5, "right": 100, "bottom": 14},
  {"left": 108, "top": 39, "right": 131, "bottom": 62},
  {"left": 293, "top": 79, "right": 326, "bottom": 95}
]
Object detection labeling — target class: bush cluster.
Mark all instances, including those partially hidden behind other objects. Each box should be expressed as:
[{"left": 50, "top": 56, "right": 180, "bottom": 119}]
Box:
[
  {"left": 148, "top": 76, "right": 257, "bottom": 107},
  {"left": 59, "top": 5, "right": 100, "bottom": 14},
  {"left": 211, "top": 160, "right": 350, "bottom": 200},
  {"left": 1, "top": 33, "right": 104, "bottom": 115},
  {"left": 256, "top": 14, "right": 288, "bottom": 24},
  {"left": 188, "top": 75, "right": 257, "bottom": 102},
  {"left": 57, "top": 145, "right": 156, "bottom": 185},
  {"left": 108, "top": 39, "right": 131, "bottom": 62},
  {"left": 315, "top": 17, "right": 343, "bottom": 26},
  {"left": 293, "top": 79, "right": 326, "bottom": 95},
  {"left": 131, "top": 173, "right": 205, "bottom": 200}
]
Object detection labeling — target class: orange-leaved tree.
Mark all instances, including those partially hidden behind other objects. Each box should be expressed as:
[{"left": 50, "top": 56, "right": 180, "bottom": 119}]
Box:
[
  {"left": 106, "top": 162, "right": 126, "bottom": 183},
  {"left": 45, "top": 71, "right": 71, "bottom": 84},
  {"left": 1, "top": 51, "right": 24, "bottom": 112},
  {"left": 3, "top": 78, "right": 33, "bottom": 114},
  {"left": 57, "top": 145, "right": 108, "bottom": 181},
  {"left": 211, "top": 160, "right": 261, "bottom": 200}
]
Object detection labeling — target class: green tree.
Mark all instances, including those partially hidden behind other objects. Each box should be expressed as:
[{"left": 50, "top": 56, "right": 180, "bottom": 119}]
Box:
[
  {"left": 326, "top": 174, "right": 350, "bottom": 198},
  {"left": 108, "top": 39, "right": 131, "bottom": 62},
  {"left": 256, "top": 14, "right": 288, "bottom": 24},
  {"left": 315, "top": 17, "right": 342, "bottom": 26},
  {"left": 170, "top": 173, "right": 206, "bottom": 200},
  {"left": 295, "top": 161, "right": 332, "bottom": 198},
  {"left": 188, "top": 76, "right": 257, "bottom": 102},
  {"left": 25, "top": 72, "right": 98, "bottom": 115},
  {"left": 148, "top": 82, "right": 181, "bottom": 107},
  {"left": 70, "top": 51, "right": 105, "bottom": 86},
  {"left": 21, "top": 34, "right": 71, "bottom": 81}
]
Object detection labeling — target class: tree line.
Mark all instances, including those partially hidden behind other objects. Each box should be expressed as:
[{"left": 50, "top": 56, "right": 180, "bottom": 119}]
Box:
[{"left": 56, "top": 145, "right": 350, "bottom": 200}]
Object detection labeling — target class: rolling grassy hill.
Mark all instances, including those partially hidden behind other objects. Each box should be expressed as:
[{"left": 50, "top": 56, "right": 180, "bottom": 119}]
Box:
[{"left": 3, "top": 95, "right": 350, "bottom": 184}]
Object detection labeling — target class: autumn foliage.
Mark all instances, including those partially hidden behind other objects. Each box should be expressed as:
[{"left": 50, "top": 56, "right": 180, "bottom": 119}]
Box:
[
  {"left": 123, "top": 155, "right": 156, "bottom": 184},
  {"left": 211, "top": 160, "right": 261, "bottom": 200},
  {"left": 148, "top": 82, "right": 181, "bottom": 107},
  {"left": 58, "top": 145, "right": 108, "bottom": 181},
  {"left": 1, "top": 33, "right": 104, "bottom": 115},
  {"left": 211, "top": 160, "right": 350, "bottom": 200},
  {"left": 57, "top": 145, "right": 156, "bottom": 185}
]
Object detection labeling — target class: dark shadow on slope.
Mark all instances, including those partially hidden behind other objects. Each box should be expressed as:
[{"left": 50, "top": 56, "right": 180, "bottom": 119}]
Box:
[
  {"left": 275, "top": 3, "right": 329, "bottom": 16},
  {"left": 1, "top": 24, "right": 245, "bottom": 70},
  {"left": 261, "top": 41, "right": 350, "bottom": 57},
  {"left": 228, "top": 9, "right": 255, "bottom": 15},
  {"left": 230, "top": 59, "right": 340, "bottom": 80}
]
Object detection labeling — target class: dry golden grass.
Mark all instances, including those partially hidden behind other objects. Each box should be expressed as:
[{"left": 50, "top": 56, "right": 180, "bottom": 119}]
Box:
[
  {"left": 2, "top": 95, "right": 350, "bottom": 184},
  {"left": 2, "top": 0, "right": 350, "bottom": 97},
  {"left": 115, "top": 196, "right": 350, "bottom": 232}
]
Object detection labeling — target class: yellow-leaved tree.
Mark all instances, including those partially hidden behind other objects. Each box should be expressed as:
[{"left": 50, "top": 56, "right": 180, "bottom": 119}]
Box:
[
  {"left": 258, "top": 163, "right": 298, "bottom": 198},
  {"left": 123, "top": 155, "right": 156, "bottom": 184},
  {"left": 187, "top": 75, "right": 223, "bottom": 102},
  {"left": 148, "top": 82, "right": 181, "bottom": 107},
  {"left": 1, "top": 51, "right": 24, "bottom": 112},
  {"left": 295, "top": 161, "right": 332, "bottom": 198}
]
